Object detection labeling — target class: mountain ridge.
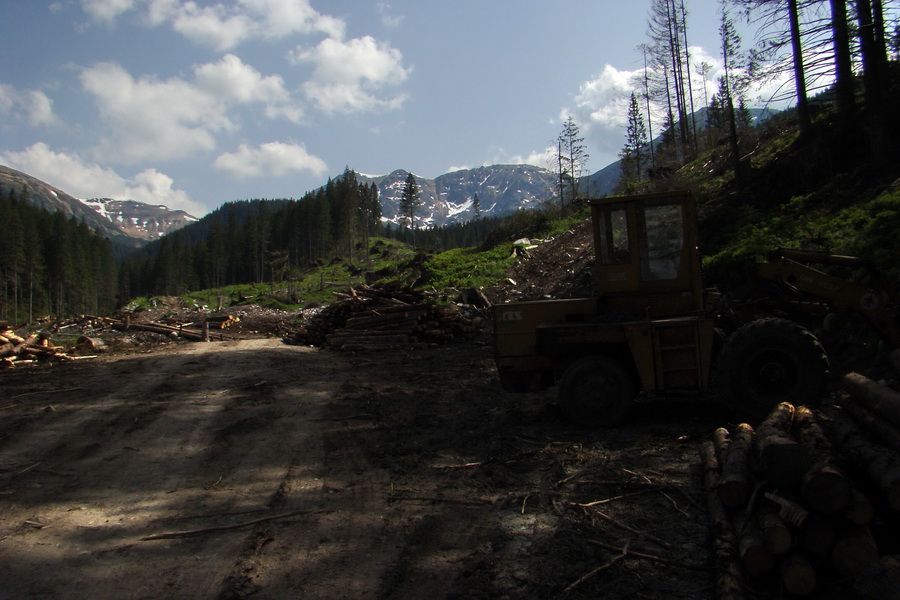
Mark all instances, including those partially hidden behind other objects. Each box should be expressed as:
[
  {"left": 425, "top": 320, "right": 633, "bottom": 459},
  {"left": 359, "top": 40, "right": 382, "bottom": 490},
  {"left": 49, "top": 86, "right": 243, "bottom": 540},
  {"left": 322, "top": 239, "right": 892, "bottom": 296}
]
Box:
[{"left": 0, "top": 165, "right": 197, "bottom": 243}]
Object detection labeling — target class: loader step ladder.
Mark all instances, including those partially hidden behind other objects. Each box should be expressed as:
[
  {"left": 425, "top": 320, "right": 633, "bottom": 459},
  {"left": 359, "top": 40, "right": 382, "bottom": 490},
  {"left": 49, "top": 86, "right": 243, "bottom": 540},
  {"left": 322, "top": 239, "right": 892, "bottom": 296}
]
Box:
[{"left": 653, "top": 321, "right": 702, "bottom": 389}]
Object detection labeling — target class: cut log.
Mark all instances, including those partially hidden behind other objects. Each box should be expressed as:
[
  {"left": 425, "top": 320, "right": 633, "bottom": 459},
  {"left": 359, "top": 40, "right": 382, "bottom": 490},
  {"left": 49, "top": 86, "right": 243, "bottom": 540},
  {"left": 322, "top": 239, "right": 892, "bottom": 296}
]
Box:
[
  {"left": 755, "top": 403, "right": 806, "bottom": 491},
  {"left": 713, "top": 427, "right": 730, "bottom": 462},
  {"left": 77, "top": 336, "right": 107, "bottom": 353},
  {"left": 843, "top": 488, "right": 875, "bottom": 526},
  {"left": 735, "top": 512, "right": 775, "bottom": 577},
  {"left": 831, "top": 411, "right": 900, "bottom": 511},
  {"left": 843, "top": 372, "right": 900, "bottom": 430},
  {"left": 832, "top": 525, "right": 879, "bottom": 577},
  {"left": 699, "top": 441, "right": 745, "bottom": 600},
  {"left": 780, "top": 551, "right": 817, "bottom": 596},
  {"left": 842, "top": 399, "right": 900, "bottom": 453},
  {"left": 794, "top": 407, "right": 851, "bottom": 514},
  {"left": 718, "top": 423, "right": 755, "bottom": 511}
]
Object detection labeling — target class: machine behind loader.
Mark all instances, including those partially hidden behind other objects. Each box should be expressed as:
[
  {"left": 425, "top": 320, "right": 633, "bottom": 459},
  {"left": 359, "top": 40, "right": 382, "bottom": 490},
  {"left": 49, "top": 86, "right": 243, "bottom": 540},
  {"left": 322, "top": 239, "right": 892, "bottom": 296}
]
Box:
[{"left": 493, "top": 190, "right": 897, "bottom": 426}]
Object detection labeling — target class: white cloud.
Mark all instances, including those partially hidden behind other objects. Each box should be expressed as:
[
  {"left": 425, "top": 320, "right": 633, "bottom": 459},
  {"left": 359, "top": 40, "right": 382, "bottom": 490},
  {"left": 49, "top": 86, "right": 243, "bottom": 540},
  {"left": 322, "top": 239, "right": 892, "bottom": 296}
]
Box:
[
  {"left": 81, "top": 0, "right": 137, "bottom": 22},
  {"left": 485, "top": 145, "right": 558, "bottom": 171},
  {"left": 213, "top": 141, "right": 327, "bottom": 179},
  {"left": 566, "top": 64, "right": 639, "bottom": 160},
  {"left": 0, "top": 84, "right": 62, "bottom": 127},
  {"left": 82, "top": 0, "right": 345, "bottom": 51},
  {"left": 79, "top": 56, "right": 304, "bottom": 163},
  {"left": 0, "top": 142, "right": 204, "bottom": 215},
  {"left": 291, "top": 35, "right": 411, "bottom": 114},
  {"left": 81, "top": 62, "right": 226, "bottom": 163},
  {"left": 376, "top": 3, "right": 404, "bottom": 28},
  {"left": 193, "top": 53, "right": 297, "bottom": 115}
]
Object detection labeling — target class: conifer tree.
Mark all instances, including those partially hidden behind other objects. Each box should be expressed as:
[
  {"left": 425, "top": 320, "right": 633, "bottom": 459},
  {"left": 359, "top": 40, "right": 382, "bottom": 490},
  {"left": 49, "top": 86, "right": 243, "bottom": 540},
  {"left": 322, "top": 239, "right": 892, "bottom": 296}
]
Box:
[
  {"left": 399, "top": 172, "right": 421, "bottom": 232},
  {"left": 619, "top": 92, "right": 650, "bottom": 189},
  {"left": 557, "top": 116, "right": 588, "bottom": 208}
]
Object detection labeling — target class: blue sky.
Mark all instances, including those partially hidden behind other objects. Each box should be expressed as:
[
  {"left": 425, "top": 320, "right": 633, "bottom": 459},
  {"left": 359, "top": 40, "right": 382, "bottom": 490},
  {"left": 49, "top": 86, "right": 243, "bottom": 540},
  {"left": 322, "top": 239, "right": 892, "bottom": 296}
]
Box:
[{"left": 1, "top": 1, "right": 783, "bottom": 217}]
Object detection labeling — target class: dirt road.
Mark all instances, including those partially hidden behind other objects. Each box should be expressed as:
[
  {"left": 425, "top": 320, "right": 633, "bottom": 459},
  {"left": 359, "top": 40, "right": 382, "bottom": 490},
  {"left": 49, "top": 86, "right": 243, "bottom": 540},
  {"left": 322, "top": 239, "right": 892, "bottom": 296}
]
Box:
[{"left": 1, "top": 339, "right": 723, "bottom": 599}]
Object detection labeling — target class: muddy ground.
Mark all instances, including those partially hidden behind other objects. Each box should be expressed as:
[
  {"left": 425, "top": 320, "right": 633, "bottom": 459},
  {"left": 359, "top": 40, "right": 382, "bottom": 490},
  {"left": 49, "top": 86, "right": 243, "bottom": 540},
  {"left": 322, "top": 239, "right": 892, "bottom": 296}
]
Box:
[{"left": 0, "top": 323, "right": 746, "bottom": 600}]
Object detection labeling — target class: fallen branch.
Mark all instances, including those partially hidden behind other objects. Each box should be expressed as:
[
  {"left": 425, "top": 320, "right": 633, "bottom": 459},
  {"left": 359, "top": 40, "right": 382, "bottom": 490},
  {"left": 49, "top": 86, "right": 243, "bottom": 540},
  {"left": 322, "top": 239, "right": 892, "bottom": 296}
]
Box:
[
  {"left": 586, "top": 508, "right": 673, "bottom": 550},
  {"left": 140, "top": 509, "right": 324, "bottom": 540},
  {"left": 564, "top": 542, "right": 630, "bottom": 593},
  {"left": 307, "top": 414, "right": 375, "bottom": 422},
  {"left": 587, "top": 539, "right": 675, "bottom": 565},
  {"left": 574, "top": 486, "right": 663, "bottom": 507}
]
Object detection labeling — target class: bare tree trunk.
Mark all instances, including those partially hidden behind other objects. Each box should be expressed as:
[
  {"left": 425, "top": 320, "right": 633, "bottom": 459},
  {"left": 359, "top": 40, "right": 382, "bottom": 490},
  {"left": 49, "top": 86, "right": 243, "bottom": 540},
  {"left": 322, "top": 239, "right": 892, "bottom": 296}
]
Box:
[
  {"left": 830, "top": 0, "right": 856, "bottom": 119},
  {"left": 787, "top": 0, "right": 811, "bottom": 134}
]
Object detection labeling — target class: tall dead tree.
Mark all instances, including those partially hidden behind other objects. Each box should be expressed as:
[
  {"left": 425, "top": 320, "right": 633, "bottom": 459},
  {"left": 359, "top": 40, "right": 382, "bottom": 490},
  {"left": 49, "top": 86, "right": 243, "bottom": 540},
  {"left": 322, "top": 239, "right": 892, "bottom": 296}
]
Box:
[{"left": 646, "top": 0, "right": 694, "bottom": 164}]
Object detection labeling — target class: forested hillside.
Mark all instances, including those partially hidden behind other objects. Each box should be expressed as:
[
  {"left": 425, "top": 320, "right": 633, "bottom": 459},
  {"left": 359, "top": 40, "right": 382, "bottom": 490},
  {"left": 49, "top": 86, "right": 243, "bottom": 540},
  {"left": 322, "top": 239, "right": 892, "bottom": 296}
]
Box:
[
  {"left": 118, "top": 168, "right": 508, "bottom": 300},
  {"left": 0, "top": 190, "right": 118, "bottom": 322}
]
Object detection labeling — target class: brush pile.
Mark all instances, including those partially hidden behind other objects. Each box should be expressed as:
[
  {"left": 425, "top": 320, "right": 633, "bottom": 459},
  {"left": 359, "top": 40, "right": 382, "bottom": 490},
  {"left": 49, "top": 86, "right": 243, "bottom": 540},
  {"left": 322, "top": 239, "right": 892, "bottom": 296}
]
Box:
[
  {"left": 284, "top": 283, "right": 485, "bottom": 351},
  {"left": 700, "top": 374, "right": 900, "bottom": 598}
]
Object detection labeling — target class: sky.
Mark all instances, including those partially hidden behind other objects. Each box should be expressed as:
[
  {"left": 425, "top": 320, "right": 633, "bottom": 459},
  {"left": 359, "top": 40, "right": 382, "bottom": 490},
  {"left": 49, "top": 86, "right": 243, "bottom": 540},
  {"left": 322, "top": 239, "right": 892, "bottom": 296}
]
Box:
[{"left": 0, "top": 1, "right": 789, "bottom": 217}]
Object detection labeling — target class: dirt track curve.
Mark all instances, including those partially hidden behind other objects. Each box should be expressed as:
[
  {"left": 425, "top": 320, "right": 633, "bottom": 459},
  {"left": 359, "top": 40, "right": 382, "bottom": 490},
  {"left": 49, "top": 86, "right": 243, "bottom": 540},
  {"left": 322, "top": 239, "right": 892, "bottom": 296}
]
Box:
[{"left": 1, "top": 338, "right": 724, "bottom": 599}]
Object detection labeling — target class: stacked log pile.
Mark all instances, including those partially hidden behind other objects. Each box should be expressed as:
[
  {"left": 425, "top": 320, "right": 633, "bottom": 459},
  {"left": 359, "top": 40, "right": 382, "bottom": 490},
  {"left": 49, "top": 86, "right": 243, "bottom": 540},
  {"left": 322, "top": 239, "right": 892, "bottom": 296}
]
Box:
[
  {"left": 1, "top": 321, "right": 79, "bottom": 367},
  {"left": 701, "top": 379, "right": 900, "bottom": 598},
  {"left": 284, "top": 283, "right": 484, "bottom": 351}
]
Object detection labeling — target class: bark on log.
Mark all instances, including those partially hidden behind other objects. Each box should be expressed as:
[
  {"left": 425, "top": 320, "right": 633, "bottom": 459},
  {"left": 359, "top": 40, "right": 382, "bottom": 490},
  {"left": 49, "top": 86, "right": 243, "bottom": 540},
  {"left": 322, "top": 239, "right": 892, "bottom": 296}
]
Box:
[
  {"left": 831, "top": 411, "right": 900, "bottom": 511},
  {"left": 780, "top": 551, "right": 817, "bottom": 596},
  {"left": 755, "top": 403, "right": 806, "bottom": 491},
  {"left": 843, "top": 372, "right": 900, "bottom": 430},
  {"left": 718, "top": 423, "right": 755, "bottom": 511},
  {"left": 794, "top": 407, "right": 851, "bottom": 514},
  {"left": 699, "top": 441, "right": 745, "bottom": 600}
]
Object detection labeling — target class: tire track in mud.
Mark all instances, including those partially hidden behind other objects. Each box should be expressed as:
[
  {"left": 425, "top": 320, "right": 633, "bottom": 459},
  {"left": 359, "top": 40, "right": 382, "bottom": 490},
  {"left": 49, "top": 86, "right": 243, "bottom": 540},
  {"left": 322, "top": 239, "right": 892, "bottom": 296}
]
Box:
[{"left": 0, "top": 339, "right": 345, "bottom": 600}]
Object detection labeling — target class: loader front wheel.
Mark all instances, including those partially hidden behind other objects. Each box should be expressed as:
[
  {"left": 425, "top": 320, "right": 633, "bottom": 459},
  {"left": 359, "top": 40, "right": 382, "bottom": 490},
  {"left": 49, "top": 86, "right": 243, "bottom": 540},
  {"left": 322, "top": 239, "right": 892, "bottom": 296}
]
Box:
[
  {"left": 716, "top": 318, "right": 829, "bottom": 421},
  {"left": 558, "top": 356, "right": 637, "bottom": 428}
]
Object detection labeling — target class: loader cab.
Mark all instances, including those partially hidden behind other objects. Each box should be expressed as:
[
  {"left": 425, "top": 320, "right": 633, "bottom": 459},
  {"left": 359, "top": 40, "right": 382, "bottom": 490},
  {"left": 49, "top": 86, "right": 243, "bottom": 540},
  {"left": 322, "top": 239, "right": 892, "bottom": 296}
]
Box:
[{"left": 589, "top": 190, "right": 705, "bottom": 318}]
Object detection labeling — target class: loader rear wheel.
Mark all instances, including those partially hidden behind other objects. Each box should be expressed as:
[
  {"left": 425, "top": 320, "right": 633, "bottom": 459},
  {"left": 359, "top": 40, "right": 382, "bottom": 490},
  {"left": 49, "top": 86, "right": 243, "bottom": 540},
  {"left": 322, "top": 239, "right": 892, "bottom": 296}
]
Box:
[
  {"left": 558, "top": 356, "right": 637, "bottom": 428},
  {"left": 716, "top": 318, "right": 829, "bottom": 421}
]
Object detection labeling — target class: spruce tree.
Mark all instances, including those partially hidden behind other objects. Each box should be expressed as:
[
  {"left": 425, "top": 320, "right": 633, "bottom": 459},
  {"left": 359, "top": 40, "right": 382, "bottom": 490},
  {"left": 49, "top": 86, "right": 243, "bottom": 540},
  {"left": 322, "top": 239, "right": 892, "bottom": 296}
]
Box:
[
  {"left": 619, "top": 92, "right": 650, "bottom": 189},
  {"left": 399, "top": 172, "right": 421, "bottom": 231}
]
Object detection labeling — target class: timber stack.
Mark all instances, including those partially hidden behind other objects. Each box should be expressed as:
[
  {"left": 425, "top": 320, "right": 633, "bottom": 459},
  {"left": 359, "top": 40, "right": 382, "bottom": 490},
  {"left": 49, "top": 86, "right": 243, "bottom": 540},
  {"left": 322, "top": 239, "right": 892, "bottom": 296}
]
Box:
[
  {"left": 700, "top": 377, "right": 900, "bottom": 598},
  {"left": 284, "top": 283, "right": 484, "bottom": 351}
]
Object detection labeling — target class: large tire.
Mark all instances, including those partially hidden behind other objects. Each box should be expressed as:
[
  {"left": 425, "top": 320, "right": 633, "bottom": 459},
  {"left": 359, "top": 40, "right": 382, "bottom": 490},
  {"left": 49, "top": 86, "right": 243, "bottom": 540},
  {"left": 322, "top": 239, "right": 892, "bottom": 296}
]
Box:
[
  {"left": 558, "top": 356, "right": 637, "bottom": 428},
  {"left": 716, "top": 318, "right": 829, "bottom": 421}
]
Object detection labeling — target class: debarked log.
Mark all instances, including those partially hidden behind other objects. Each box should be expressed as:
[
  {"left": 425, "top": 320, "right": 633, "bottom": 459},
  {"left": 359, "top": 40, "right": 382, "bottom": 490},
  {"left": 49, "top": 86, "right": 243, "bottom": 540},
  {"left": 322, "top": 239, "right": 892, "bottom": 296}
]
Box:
[
  {"left": 717, "top": 423, "right": 755, "bottom": 511},
  {"left": 843, "top": 372, "right": 900, "bottom": 430},
  {"left": 755, "top": 403, "right": 806, "bottom": 491}
]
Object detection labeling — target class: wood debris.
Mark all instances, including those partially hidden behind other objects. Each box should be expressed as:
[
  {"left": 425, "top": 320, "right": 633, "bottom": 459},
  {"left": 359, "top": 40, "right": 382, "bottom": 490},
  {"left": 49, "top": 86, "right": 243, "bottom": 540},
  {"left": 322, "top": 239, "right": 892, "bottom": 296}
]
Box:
[
  {"left": 701, "top": 381, "right": 900, "bottom": 597},
  {"left": 1, "top": 321, "right": 79, "bottom": 367},
  {"left": 283, "top": 282, "right": 485, "bottom": 351}
]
